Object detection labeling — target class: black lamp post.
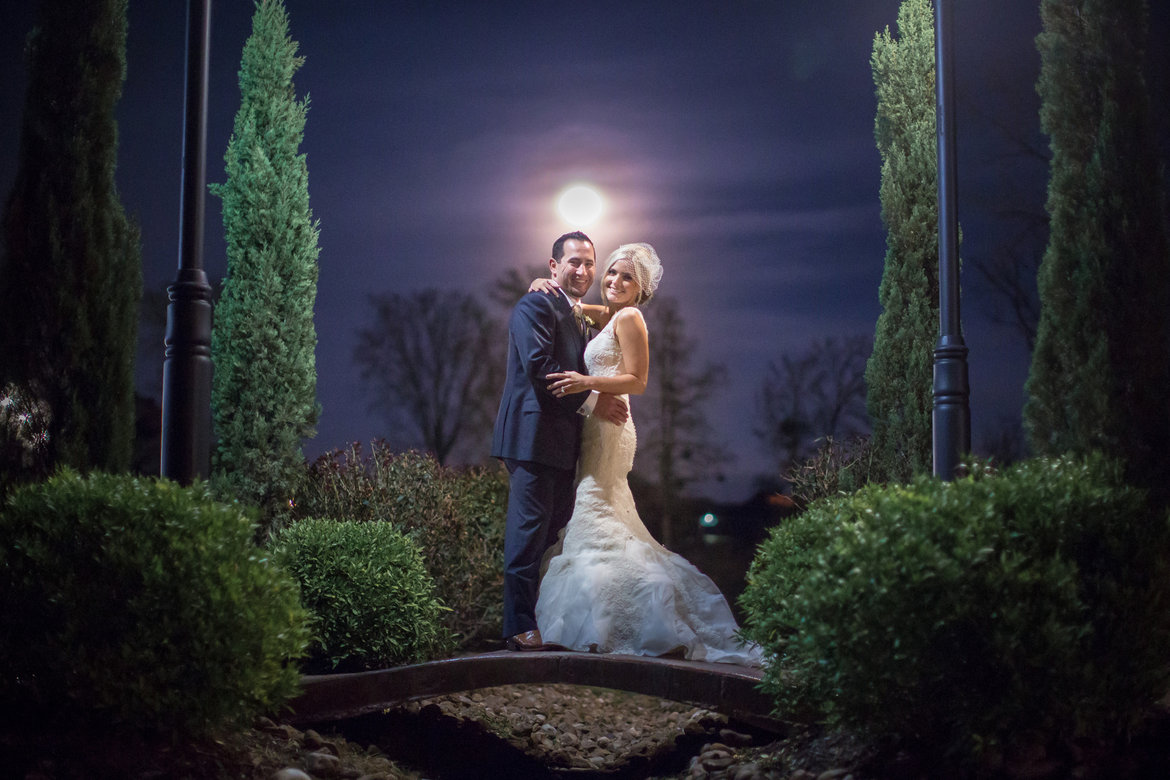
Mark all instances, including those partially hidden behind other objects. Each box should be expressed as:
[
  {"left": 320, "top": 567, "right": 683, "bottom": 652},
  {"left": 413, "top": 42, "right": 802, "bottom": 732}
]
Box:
[
  {"left": 932, "top": 0, "right": 971, "bottom": 479},
  {"left": 161, "top": 0, "right": 214, "bottom": 484}
]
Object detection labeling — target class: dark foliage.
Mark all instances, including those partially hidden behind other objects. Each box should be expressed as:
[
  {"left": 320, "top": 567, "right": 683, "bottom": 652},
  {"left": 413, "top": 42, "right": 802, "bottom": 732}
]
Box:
[
  {"left": 0, "top": 470, "right": 309, "bottom": 738},
  {"left": 294, "top": 442, "right": 508, "bottom": 648},
  {"left": 742, "top": 453, "right": 1170, "bottom": 764},
  {"left": 210, "top": 0, "right": 320, "bottom": 532},
  {"left": 0, "top": 0, "right": 141, "bottom": 479},
  {"left": 1026, "top": 0, "right": 1170, "bottom": 502},
  {"left": 270, "top": 518, "right": 452, "bottom": 671}
]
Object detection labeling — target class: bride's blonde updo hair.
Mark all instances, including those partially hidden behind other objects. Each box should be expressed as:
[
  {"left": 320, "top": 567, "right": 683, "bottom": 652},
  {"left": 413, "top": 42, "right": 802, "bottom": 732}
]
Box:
[{"left": 606, "top": 243, "right": 663, "bottom": 305}]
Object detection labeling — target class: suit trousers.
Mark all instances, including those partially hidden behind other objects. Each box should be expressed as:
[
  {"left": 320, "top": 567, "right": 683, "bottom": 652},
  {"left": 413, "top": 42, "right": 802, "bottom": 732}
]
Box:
[{"left": 502, "top": 458, "right": 575, "bottom": 637}]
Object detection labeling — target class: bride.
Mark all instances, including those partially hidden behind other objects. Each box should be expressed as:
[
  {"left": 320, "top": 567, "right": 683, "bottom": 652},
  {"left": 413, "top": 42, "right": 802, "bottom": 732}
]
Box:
[{"left": 530, "top": 243, "right": 761, "bottom": 666}]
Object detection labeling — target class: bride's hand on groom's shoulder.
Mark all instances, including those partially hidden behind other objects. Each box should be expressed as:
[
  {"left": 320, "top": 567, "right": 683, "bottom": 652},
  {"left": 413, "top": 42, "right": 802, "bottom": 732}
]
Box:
[{"left": 529, "top": 278, "right": 560, "bottom": 295}]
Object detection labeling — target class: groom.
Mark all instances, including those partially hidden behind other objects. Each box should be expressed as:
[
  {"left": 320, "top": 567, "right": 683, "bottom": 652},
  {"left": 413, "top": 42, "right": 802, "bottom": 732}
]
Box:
[{"left": 491, "top": 231, "right": 628, "bottom": 651}]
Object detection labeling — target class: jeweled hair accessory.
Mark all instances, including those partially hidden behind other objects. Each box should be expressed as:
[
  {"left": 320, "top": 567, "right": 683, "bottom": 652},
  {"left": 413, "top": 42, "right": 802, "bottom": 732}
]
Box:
[{"left": 607, "top": 243, "right": 663, "bottom": 303}]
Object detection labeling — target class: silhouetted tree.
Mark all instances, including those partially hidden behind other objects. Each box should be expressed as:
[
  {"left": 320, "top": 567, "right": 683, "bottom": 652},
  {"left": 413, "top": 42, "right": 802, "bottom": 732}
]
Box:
[
  {"left": 974, "top": 241, "right": 1042, "bottom": 353},
  {"left": 865, "top": 0, "right": 941, "bottom": 483},
  {"left": 1026, "top": 0, "right": 1170, "bottom": 497},
  {"left": 0, "top": 0, "right": 141, "bottom": 480},
  {"left": 488, "top": 264, "right": 551, "bottom": 312},
  {"left": 756, "top": 335, "right": 870, "bottom": 475},
  {"left": 977, "top": 416, "right": 1028, "bottom": 468},
  {"left": 635, "top": 297, "right": 728, "bottom": 548},
  {"left": 966, "top": 63, "right": 1050, "bottom": 354},
  {"left": 210, "top": 0, "right": 320, "bottom": 526},
  {"left": 355, "top": 289, "right": 503, "bottom": 466}
]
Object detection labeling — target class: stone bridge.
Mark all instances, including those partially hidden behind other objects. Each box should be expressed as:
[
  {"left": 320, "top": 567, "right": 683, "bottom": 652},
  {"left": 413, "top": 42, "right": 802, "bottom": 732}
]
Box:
[{"left": 289, "top": 650, "right": 781, "bottom": 732}]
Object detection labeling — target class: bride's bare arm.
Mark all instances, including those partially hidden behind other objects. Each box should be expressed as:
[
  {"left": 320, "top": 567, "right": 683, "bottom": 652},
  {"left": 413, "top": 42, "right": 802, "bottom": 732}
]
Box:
[
  {"left": 528, "top": 278, "right": 610, "bottom": 326},
  {"left": 579, "top": 302, "right": 608, "bottom": 325},
  {"left": 547, "top": 308, "right": 649, "bottom": 396}
]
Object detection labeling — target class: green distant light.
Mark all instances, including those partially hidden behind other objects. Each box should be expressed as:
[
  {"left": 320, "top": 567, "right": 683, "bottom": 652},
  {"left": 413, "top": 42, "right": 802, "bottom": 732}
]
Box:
[{"left": 700, "top": 512, "right": 718, "bottom": 528}]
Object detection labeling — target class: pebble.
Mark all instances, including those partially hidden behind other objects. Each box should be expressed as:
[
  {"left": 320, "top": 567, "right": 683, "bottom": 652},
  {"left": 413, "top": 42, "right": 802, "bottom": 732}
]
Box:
[
  {"left": 816, "top": 770, "right": 852, "bottom": 780},
  {"left": 304, "top": 750, "right": 343, "bottom": 777},
  {"left": 731, "top": 762, "right": 762, "bottom": 779},
  {"left": 305, "top": 728, "right": 341, "bottom": 755},
  {"left": 721, "top": 728, "right": 755, "bottom": 746},
  {"left": 272, "top": 770, "right": 312, "bottom": 780}
]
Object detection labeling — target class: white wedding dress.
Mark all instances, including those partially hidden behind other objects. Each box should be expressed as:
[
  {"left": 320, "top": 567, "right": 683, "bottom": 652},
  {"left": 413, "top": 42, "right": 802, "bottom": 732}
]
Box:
[{"left": 535, "top": 317, "right": 763, "bottom": 666}]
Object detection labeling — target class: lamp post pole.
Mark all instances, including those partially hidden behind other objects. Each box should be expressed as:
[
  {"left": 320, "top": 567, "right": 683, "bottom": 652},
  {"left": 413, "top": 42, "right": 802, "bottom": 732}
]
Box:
[
  {"left": 932, "top": 0, "right": 971, "bottom": 479},
  {"left": 161, "top": 0, "right": 214, "bottom": 484}
]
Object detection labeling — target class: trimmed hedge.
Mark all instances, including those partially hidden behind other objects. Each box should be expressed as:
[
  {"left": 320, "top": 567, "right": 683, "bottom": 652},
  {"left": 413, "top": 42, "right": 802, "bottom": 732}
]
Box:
[
  {"left": 294, "top": 443, "right": 507, "bottom": 647},
  {"left": 741, "top": 454, "right": 1170, "bottom": 761},
  {"left": 269, "top": 518, "right": 453, "bottom": 671},
  {"left": 0, "top": 470, "right": 309, "bottom": 737}
]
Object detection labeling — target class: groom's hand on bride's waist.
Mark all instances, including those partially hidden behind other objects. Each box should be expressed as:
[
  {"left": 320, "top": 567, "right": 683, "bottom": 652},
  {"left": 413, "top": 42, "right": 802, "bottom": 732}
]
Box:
[{"left": 594, "top": 393, "right": 628, "bottom": 425}]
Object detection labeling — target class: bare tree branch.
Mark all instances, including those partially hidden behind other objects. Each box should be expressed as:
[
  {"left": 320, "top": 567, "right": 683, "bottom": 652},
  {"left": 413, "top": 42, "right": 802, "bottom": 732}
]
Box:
[
  {"left": 964, "top": 69, "right": 1049, "bottom": 352},
  {"left": 755, "top": 335, "right": 871, "bottom": 476},
  {"left": 355, "top": 289, "right": 503, "bottom": 465}
]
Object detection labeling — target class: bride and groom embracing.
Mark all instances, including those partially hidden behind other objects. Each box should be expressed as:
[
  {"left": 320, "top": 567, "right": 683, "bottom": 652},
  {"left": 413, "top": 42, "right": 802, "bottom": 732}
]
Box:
[{"left": 491, "top": 231, "right": 761, "bottom": 667}]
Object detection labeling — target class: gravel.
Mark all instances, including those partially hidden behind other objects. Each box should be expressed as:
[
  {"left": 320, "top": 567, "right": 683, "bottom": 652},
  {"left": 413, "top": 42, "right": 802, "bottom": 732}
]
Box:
[
  {"left": 332, "top": 682, "right": 869, "bottom": 780},
  {"left": 13, "top": 682, "right": 1168, "bottom": 777},
  {"left": 289, "top": 683, "right": 1170, "bottom": 780}
]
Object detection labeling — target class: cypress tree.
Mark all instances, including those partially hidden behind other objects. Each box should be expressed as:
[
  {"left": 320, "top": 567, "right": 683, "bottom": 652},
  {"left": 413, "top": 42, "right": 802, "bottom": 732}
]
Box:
[
  {"left": 0, "top": 0, "right": 141, "bottom": 478},
  {"left": 1026, "top": 0, "right": 1170, "bottom": 496},
  {"left": 210, "top": 0, "right": 320, "bottom": 526},
  {"left": 865, "top": 0, "right": 941, "bottom": 482}
]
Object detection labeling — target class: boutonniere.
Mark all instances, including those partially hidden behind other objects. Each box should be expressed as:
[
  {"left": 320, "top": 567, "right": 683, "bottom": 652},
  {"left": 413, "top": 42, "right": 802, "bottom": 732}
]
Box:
[{"left": 583, "top": 315, "right": 597, "bottom": 329}]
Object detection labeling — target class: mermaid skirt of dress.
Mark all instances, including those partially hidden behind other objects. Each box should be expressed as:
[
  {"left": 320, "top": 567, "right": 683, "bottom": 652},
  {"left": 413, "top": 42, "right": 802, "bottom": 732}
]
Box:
[{"left": 536, "top": 450, "right": 762, "bottom": 667}]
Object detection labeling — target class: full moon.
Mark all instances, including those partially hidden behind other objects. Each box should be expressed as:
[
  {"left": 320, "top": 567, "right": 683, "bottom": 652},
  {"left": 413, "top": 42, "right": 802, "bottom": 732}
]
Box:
[{"left": 556, "top": 184, "right": 605, "bottom": 227}]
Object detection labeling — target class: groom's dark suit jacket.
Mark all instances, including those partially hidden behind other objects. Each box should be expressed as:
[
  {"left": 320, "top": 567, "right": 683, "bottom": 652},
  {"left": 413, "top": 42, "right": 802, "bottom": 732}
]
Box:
[{"left": 491, "top": 290, "right": 588, "bottom": 471}]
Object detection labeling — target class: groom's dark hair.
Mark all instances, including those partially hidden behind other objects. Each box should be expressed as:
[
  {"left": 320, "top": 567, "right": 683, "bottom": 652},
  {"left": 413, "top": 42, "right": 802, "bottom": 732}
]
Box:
[{"left": 552, "top": 231, "right": 593, "bottom": 262}]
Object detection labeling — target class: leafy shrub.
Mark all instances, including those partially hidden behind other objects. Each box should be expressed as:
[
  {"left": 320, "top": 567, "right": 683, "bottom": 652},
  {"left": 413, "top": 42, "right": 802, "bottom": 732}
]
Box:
[
  {"left": 0, "top": 470, "right": 309, "bottom": 737},
  {"left": 784, "top": 434, "right": 880, "bottom": 509},
  {"left": 294, "top": 442, "right": 507, "bottom": 647},
  {"left": 741, "top": 453, "right": 1170, "bottom": 762},
  {"left": 269, "top": 518, "right": 452, "bottom": 671}
]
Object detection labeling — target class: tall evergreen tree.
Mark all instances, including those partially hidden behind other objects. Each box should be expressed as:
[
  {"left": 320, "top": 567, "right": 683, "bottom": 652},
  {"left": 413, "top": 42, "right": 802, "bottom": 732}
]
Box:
[
  {"left": 210, "top": 0, "right": 320, "bottom": 525},
  {"left": 865, "top": 0, "right": 940, "bottom": 482},
  {"left": 0, "top": 0, "right": 141, "bottom": 479},
  {"left": 1026, "top": 0, "right": 1170, "bottom": 495}
]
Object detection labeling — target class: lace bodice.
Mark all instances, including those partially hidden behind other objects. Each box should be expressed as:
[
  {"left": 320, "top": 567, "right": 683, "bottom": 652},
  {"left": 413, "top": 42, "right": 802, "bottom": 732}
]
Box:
[
  {"left": 585, "top": 316, "right": 624, "bottom": 377},
  {"left": 578, "top": 318, "right": 639, "bottom": 494}
]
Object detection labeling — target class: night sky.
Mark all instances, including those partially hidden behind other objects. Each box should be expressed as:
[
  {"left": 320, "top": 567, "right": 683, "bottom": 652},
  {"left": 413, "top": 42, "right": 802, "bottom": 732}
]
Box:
[{"left": 2, "top": 1, "right": 1168, "bottom": 500}]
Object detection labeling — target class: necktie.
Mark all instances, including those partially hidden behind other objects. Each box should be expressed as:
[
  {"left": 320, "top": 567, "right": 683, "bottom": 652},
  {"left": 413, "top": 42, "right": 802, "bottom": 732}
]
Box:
[{"left": 572, "top": 303, "right": 587, "bottom": 337}]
